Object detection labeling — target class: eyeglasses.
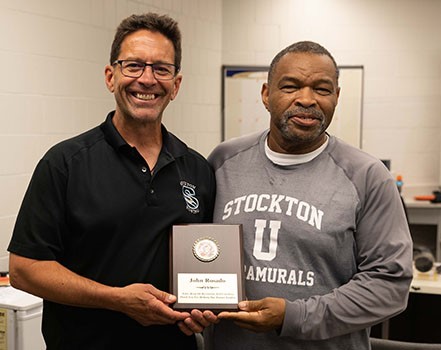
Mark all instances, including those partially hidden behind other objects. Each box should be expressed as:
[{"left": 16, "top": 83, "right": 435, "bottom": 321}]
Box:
[{"left": 113, "top": 60, "right": 179, "bottom": 80}]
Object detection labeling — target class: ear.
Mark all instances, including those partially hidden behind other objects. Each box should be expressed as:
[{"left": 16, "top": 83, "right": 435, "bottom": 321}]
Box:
[
  {"left": 170, "top": 74, "right": 183, "bottom": 101},
  {"left": 334, "top": 86, "right": 341, "bottom": 106},
  {"left": 104, "top": 65, "right": 115, "bottom": 93},
  {"left": 261, "top": 82, "right": 270, "bottom": 111}
]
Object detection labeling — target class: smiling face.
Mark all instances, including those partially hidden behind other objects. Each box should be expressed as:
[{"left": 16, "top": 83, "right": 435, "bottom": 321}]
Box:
[
  {"left": 105, "top": 29, "right": 182, "bottom": 128},
  {"left": 262, "top": 52, "right": 340, "bottom": 154}
]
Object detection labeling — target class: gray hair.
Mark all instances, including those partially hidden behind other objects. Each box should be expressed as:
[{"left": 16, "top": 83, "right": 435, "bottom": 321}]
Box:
[{"left": 268, "top": 41, "right": 339, "bottom": 84}]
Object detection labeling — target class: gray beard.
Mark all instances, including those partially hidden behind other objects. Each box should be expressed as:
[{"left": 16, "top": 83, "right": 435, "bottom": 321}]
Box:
[{"left": 278, "top": 115, "right": 326, "bottom": 144}]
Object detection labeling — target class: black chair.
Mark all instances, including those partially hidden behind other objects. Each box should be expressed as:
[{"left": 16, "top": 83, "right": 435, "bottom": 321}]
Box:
[{"left": 370, "top": 337, "right": 441, "bottom": 350}]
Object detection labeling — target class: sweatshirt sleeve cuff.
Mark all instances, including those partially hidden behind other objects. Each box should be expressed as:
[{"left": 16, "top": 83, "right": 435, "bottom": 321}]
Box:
[{"left": 279, "top": 299, "right": 304, "bottom": 337}]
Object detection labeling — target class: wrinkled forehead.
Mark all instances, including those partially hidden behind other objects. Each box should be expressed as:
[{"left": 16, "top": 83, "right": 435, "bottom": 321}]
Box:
[
  {"left": 117, "top": 29, "right": 176, "bottom": 65},
  {"left": 272, "top": 52, "right": 339, "bottom": 85}
]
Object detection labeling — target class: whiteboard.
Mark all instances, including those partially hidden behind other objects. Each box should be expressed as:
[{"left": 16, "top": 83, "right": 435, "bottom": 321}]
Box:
[{"left": 222, "top": 65, "right": 364, "bottom": 148}]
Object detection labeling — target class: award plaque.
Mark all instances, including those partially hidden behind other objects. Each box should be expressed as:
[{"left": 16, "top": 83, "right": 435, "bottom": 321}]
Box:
[{"left": 170, "top": 223, "right": 245, "bottom": 312}]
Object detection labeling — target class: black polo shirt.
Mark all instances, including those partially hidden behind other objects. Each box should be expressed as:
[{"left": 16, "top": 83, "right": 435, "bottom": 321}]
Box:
[{"left": 9, "top": 111, "right": 216, "bottom": 349}]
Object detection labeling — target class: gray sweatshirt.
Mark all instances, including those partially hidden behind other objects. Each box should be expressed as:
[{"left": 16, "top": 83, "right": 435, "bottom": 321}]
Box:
[{"left": 206, "top": 131, "right": 413, "bottom": 350}]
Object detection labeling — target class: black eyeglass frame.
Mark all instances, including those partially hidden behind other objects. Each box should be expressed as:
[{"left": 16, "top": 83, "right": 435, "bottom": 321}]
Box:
[{"left": 112, "top": 60, "right": 180, "bottom": 80}]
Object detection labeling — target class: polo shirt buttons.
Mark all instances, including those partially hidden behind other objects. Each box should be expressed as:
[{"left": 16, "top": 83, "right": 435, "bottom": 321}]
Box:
[{"left": 141, "top": 166, "right": 148, "bottom": 173}]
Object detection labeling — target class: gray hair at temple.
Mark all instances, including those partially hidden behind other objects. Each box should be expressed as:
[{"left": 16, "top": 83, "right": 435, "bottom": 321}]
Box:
[{"left": 267, "top": 41, "right": 339, "bottom": 85}]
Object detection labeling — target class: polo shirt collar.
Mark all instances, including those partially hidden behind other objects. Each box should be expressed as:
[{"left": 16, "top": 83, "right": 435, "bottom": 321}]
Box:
[{"left": 100, "top": 111, "right": 189, "bottom": 159}]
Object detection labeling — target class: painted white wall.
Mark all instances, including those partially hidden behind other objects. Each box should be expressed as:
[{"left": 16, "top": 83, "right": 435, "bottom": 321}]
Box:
[{"left": 0, "top": 0, "right": 222, "bottom": 269}]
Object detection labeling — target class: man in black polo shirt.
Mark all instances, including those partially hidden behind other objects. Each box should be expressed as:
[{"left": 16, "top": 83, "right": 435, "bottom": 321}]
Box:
[{"left": 7, "top": 13, "right": 215, "bottom": 349}]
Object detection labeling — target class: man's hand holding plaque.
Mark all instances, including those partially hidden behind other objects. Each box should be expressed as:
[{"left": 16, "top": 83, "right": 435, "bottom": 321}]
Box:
[{"left": 170, "top": 224, "right": 245, "bottom": 312}]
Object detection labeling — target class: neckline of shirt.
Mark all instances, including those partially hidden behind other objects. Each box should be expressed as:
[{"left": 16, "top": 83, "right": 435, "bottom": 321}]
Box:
[{"left": 264, "top": 134, "right": 329, "bottom": 166}]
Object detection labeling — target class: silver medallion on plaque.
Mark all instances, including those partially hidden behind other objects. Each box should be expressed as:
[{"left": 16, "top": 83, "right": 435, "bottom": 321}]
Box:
[{"left": 192, "top": 237, "right": 220, "bottom": 262}]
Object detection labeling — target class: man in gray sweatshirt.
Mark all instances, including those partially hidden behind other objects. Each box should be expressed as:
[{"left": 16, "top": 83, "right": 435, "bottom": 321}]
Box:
[{"left": 204, "top": 41, "right": 413, "bottom": 349}]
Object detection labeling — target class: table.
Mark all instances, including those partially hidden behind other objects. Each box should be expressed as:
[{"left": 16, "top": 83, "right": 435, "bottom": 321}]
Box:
[
  {"left": 404, "top": 199, "right": 441, "bottom": 261},
  {"left": 378, "top": 268, "right": 441, "bottom": 342},
  {"left": 410, "top": 271, "right": 441, "bottom": 295}
]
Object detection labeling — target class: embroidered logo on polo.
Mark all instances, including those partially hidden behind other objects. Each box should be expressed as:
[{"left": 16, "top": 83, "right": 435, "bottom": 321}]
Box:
[{"left": 180, "top": 181, "right": 200, "bottom": 214}]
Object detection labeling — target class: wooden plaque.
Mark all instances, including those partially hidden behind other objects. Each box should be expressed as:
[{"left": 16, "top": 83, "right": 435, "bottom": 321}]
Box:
[{"left": 170, "top": 223, "right": 245, "bottom": 312}]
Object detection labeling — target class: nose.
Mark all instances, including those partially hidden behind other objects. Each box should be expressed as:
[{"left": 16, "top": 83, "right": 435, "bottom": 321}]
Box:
[
  {"left": 295, "top": 87, "right": 317, "bottom": 108},
  {"left": 137, "top": 65, "right": 157, "bottom": 84}
]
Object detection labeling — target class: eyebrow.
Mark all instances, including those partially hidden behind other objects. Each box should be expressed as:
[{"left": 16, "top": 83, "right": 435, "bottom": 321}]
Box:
[
  {"left": 279, "top": 76, "right": 335, "bottom": 86},
  {"left": 120, "top": 57, "right": 175, "bottom": 65}
]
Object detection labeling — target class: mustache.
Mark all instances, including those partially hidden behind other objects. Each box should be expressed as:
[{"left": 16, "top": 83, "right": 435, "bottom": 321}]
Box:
[{"left": 282, "top": 107, "right": 324, "bottom": 120}]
